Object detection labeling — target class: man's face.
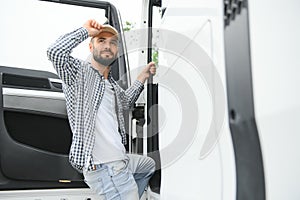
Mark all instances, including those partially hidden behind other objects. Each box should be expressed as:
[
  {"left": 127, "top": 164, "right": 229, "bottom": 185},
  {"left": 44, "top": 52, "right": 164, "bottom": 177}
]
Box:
[{"left": 90, "top": 32, "right": 118, "bottom": 66}]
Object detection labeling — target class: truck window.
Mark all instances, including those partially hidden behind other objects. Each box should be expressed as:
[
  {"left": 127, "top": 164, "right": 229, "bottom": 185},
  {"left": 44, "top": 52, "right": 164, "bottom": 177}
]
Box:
[{"left": 0, "top": 0, "right": 106, "bottom": 74}]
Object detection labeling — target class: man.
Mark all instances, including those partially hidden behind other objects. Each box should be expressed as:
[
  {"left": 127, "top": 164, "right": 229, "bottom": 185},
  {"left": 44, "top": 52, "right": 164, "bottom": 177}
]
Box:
[{"left": 47, "top": 19, "right": 156, "bottom": 200}]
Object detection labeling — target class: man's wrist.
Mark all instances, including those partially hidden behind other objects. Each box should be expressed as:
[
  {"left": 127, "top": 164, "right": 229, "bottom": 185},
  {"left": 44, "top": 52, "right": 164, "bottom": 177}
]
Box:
[{"left": 137, "top": 75, "right": 147, "bottom": 84}]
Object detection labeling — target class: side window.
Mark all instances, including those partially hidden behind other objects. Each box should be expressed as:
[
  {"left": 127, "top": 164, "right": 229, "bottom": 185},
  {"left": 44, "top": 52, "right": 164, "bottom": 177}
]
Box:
[{"left": 0, "top": 0, "right": 106, "bottom": 74}]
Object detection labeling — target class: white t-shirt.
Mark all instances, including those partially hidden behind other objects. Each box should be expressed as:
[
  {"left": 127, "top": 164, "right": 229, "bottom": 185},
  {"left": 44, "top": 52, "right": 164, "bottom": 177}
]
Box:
[{"left": 92, "top": 79, "right": 126, "bottom": 164}]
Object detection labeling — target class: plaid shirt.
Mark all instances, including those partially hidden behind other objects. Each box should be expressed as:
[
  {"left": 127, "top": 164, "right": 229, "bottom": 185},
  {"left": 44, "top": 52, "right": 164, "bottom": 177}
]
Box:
[{"left": 47, "top": 27, "right": 144, "bottom": 172}]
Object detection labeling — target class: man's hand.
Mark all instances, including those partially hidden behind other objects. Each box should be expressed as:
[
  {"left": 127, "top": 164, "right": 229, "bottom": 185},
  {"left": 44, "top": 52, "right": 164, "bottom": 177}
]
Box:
[
  {"left": 137, "top": 62, "right": 156, "bottom": 84},
  {"left": 83, "top": 19, "right": 103, "bottom": 37}
]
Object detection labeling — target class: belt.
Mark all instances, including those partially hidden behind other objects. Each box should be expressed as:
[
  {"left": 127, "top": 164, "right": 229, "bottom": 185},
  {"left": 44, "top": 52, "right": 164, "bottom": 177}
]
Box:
[{"left": 91, "top": 163, "right": 103, "bottom": 171}]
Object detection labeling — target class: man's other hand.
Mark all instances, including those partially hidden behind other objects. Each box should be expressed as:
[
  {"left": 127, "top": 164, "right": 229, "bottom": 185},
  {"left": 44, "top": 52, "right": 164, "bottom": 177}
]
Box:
[{"left": 83, "top": 19, "right": 103, "bottom": 37}]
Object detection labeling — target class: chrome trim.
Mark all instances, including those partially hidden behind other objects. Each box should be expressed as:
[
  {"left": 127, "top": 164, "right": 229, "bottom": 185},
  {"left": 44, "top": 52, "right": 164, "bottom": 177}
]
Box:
[
  {"left": 3, "top": 88, "right": 65, "bottom": 100},
  {"left": 49, "top": 78, "right": 62, "bottom": 84},
  {"left": 2, "top": 88, "right": 66, "bottom": 115}
]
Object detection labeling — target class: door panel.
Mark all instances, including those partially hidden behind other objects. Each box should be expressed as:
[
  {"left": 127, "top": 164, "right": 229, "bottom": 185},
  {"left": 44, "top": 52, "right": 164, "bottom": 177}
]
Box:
[
  {"left": 0, "top": 66, "right": 85, "bottom": 189},
  {"left": 3, "top": 110, "right": 69, "bottom": 155}
]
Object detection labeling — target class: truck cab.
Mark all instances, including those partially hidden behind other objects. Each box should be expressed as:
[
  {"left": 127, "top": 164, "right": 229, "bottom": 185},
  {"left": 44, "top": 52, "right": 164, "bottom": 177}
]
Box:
[{"left": 0, "top": 0, "right": 300, "bottom": 199}]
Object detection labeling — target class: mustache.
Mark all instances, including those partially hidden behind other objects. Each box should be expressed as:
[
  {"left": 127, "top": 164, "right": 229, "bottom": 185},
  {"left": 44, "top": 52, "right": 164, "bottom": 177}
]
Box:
[{"left": 100, "top": 50, "right": 113, "bottom": 54}]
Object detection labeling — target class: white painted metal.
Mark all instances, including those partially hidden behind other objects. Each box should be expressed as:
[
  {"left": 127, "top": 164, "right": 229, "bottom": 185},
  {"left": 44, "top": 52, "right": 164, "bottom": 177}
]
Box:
[
  {"left": 0, "top": 189, "right": 98, "bottom": 200},
  {"left": 157, "top": 0, "right": 235, "bottom": 199},
  {"left": 248, "top": 0, "right": 300, "bottom": 199}
]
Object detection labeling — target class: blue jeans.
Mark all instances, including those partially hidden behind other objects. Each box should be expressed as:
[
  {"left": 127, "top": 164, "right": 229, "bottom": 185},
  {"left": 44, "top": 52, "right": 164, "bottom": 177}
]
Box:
[{"left": 83, "top": 154, "right": 155, "bottom": 200}]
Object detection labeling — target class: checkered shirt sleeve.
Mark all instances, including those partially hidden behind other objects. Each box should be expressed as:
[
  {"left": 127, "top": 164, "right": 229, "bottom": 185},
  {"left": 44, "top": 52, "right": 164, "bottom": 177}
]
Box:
[{"left": 47, "top": 27, "right": 88, "bottom": 85}]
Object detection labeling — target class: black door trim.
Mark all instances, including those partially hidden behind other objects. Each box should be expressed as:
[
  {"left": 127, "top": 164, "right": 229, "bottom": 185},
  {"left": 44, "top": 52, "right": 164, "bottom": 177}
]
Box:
[
  {"left": 224, "top": 1, "right": 266, "bottom": 199},
  {"left": 147, "top": 0, "right": 162, "bottom": 194}
]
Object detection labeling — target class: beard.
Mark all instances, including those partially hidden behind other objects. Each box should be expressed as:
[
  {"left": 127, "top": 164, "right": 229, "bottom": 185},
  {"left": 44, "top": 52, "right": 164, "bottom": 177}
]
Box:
[{"left": 92, "top": 49, "right": 117, "bottom": 66}]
